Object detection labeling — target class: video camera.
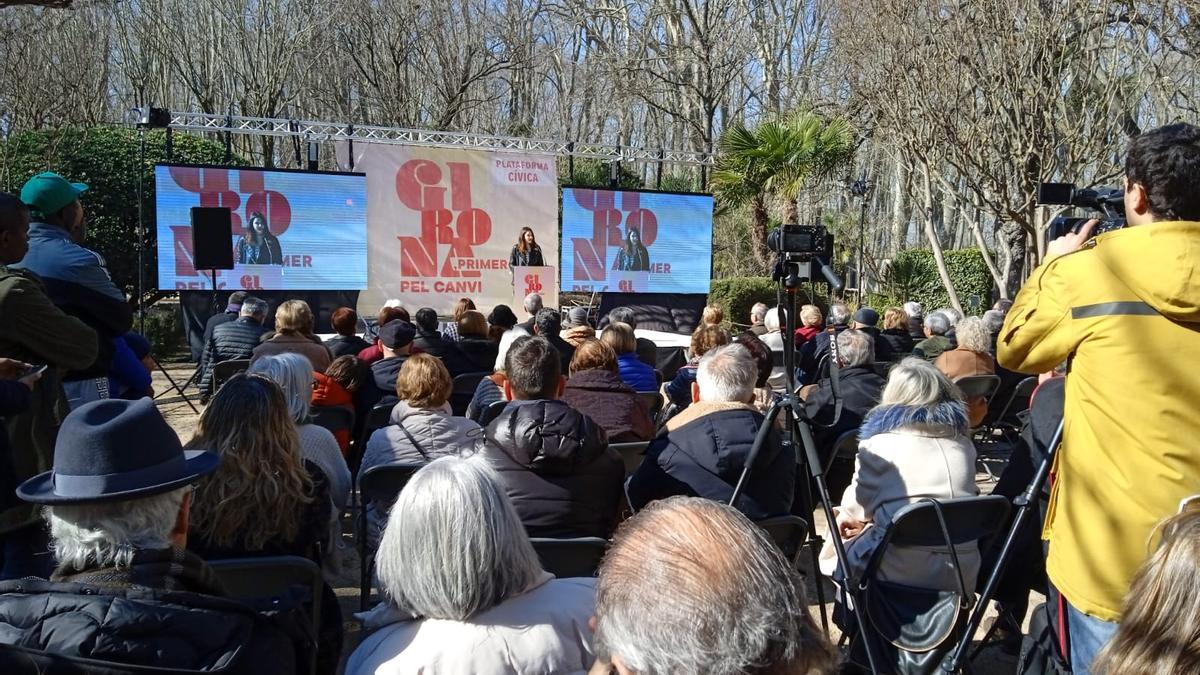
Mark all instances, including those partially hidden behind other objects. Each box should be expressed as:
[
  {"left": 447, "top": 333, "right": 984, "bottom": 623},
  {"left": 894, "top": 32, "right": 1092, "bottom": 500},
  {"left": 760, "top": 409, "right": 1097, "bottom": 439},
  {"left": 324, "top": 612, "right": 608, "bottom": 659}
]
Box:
[
  {"left": 767, "top": 224, "right": 833, "bottom": 260},
  {"left": 1037, "top": 182, "right": 1127, "bottom": 240}
]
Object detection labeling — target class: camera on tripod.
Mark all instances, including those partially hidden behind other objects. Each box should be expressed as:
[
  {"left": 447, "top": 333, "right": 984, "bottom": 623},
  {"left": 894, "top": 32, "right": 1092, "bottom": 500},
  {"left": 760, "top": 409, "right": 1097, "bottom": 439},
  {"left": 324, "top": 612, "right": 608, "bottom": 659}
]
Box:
[
  {"left": 1036, "top": 182, "right": 1127, "bottom": 240},
  {"left": 768, "top": 224, "right": 833, "bottom": 260}
]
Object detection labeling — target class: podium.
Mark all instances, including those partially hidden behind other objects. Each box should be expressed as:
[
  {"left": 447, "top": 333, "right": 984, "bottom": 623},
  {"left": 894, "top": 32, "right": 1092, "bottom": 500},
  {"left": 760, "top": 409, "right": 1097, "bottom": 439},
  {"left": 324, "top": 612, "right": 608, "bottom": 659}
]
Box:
[{"left": 512, "top": 266, "right": 558, "bottom": 318}]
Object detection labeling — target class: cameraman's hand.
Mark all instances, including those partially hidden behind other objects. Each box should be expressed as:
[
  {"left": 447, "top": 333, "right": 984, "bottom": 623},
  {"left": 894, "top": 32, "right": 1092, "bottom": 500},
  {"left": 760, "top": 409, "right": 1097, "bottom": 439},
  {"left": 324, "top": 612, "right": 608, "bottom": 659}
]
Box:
[
  {"left": 1047, "top": 219, "right": 1098, "bottom": 258},
  {"left": 0, "top": 358, "right": 31, "bottom": 380}
]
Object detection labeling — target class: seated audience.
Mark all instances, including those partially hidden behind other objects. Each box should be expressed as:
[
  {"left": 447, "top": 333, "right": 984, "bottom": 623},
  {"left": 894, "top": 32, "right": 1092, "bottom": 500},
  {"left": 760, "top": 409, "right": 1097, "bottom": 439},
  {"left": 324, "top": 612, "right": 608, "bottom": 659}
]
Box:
[
  {"left": 602, "top": 321, "right": 657, "bottom": 392},
  {"left": 365, "top": 319, "right": 417, "bottom": 408},
  {"left": 533, "top": 307, "right": 575, "bottom": 372},
  {"left": 606, "top": 306, "right": 657, "bottom": 367},
  {"left": 592, "top": 497, "right": 837, "bottom": 675},
  {"left": 360, "top": 354, "right": 483, "bottom": 544},
  {"left": 441, "top": 296, "right": 474, "bottom": 342},
  {"left": 312, "top": 355, "right": 364, "bottom": 455},
  {"left": 248, "top": 353, "right": 351, "bottom": 513},
  {"left": 760, "top": 307, "right": 788, "bottom": 389},
  {"left": 325, "top": 307, "right": 370, "bottom": 358},
  {"left": 251, "top": 299, "right": 332, "bottom": 371},
  {"left": 735, "top": 331, "right": 776, "bottom": 413},
  {"left": 413, "top": 307, "right": 474, "bottom": 377},
  {"left": 561, "top": 306, "right": 596, "bottom": 347},
  {"left": 201, "top": 290, "right": 247, "bottom": 358},
  {"left": 904, "top": 301, "right": 925, "bottom": 339},
  {"left": 934, "top": 306, "right": 963, "bottom": 346},
  {"left": 982, "top": 308, "right": 1006, "bottom": 355},
  {"left": 879, "top": 306, "right": 915, "bottom": 356},
  {"left": 664, "top": 324, "right": 730, "bottom": 410},
  {"left": 934, "top": 315, "right": 996, "bottom": 427},
  {"left": 456, "top": 309, "right": 498, "bottom": 371},
  {"left": 803, "top": 330, "right": 885, "bottom": 497},
  {"left": 184, "top": 374, "right": 342, "bottom": 670},
  {"left": 913, "top": 310, "right": 953, "bottom": 360},
  {"left": 479, "top": 336, "right": 622, "bottom": 538},
  {"left": 747, "top": 301, "right": 769, "bottom": 335},
  {"left": 0, "top": 398, "right": 297, "bottom": 673},
  {"left": 794, "top": 303, "right": 824, "bottom": 348},
  {"left": 487, "top": 304, "right": 518, "bottom": 343},
  {"left": 799, "top": 302, "right": 850, "bottom": 384},
  {"left": 992, "top": 298, "right": 1013, "bottom": 313},
  {"left": 1093, "top": 509, "right": 1200, "bottom": 675},
  {"left": 849, "top": 306, "right": 895, "bottom": 363},
  {"left": 823, "top": 358, "right": 979, "bottom": 593},
  {"left": 198, "top": 296, "right": 268, "bottom": 400},
  {"left": 561, "top": 339, "right": 655, "bottom": 443},
  {"left": 347, "top": 456, "right": 596, "bottom": 675},
  {"left": 629, "top": 344, "right": 795, "bottom": 519},
  {"left": 466, "top": 369, "right": 507, "bottom": 425},
  {"left": 357, "top": 305, "right": 409, "bottom": 366},
  {"left": 702, "top": 304, "right": 724, "bottom": 326},
  {"left": 517, "top": 292, "right": 542, "bottom": 334},
  {"left": 492, "top": 305, "right": 529, "bottom": 372}
]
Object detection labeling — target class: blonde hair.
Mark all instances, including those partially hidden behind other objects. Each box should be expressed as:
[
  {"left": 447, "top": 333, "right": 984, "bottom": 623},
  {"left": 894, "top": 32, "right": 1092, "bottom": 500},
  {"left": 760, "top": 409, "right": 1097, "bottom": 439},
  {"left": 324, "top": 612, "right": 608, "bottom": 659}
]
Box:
[
  {"left": 186, "top": 374, "right": 313, "bottom": 550},
  {"left": 396, "top": 353, "right": 452, "bottom": 408},
  {"left": 690, "top": 325, "right": 730, "bottom": 360},
  {"left": 275, "top": 299, "right": 315, "bottom": 335},
  {"left": 570, "top": 338, "right": 618, "bottom": 376},
  {"left": 800, "top": 304, "right": 823, "bottom": 328},
  {"left": 702, "top": 305, "right": 724, "bottom": 326},
  {"left": 880, "top": 357, "right": 963, "bottom": 407},
  {"left": 882, "top": 306, "right": 909, "bottom": 331},
  {"left": 1094, "top": 509, "right": 1200, "bottom": 674},
  {"left": 601, "top": 322, "right": 637, "bottom": 355}
]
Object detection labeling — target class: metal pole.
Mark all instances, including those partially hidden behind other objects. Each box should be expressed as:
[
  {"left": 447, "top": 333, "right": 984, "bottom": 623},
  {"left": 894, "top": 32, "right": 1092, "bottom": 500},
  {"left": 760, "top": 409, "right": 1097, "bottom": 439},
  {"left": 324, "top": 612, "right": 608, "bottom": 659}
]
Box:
[{"left": 137, "top": 128, "right": 146, "bottom": 335}]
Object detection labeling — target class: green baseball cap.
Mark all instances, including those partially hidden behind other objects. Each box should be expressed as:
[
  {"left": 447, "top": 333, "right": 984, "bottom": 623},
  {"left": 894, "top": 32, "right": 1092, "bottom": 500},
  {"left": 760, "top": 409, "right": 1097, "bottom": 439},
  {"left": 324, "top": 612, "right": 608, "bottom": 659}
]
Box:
[{"left": 20, "top": 172, "right": 88, "bottom": 217}]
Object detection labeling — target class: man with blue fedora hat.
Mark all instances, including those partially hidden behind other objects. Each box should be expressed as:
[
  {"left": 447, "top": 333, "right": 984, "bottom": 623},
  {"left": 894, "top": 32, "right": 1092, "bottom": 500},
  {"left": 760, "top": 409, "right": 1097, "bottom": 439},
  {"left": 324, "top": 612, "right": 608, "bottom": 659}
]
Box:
[{"left": 0, "top": 398, "right": 301, "bottom": 673}]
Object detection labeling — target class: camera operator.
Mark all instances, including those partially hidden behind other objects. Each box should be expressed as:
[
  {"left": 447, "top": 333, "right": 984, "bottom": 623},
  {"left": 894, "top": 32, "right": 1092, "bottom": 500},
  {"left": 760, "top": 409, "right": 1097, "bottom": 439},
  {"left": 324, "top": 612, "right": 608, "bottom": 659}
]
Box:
[{"left": 998, "top": 122, "right": 1200, "bottom": 673}]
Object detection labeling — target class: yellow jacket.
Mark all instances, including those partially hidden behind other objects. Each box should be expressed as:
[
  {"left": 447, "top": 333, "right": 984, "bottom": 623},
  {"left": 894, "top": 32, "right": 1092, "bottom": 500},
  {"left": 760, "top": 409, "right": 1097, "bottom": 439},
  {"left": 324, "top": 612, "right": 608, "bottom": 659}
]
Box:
[{"left": 998, "top": 221, "right": 1200, "bottom": 621}]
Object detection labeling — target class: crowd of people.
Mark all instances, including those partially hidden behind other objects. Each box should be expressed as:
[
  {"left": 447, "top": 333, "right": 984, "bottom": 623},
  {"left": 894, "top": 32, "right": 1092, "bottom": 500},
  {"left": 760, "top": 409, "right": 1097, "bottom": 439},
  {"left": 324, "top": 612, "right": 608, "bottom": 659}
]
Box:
[{"left": 0, "top": 121, "right": 1198, "bottom": 675}]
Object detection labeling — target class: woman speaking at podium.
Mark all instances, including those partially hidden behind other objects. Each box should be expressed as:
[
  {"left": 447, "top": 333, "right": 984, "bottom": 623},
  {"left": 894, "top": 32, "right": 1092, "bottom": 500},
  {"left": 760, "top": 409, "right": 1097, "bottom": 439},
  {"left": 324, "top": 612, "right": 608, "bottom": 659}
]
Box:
[{"left": 508, "top": 226, "right": 544, "bottom": 282}]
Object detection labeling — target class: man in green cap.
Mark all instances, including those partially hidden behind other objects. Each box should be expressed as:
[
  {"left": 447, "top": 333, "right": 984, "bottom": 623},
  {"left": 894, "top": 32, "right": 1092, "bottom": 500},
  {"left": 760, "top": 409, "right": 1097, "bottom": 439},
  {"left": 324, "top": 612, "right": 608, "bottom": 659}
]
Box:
[{"left": 13, "top": 172, "right": 133, "bottom": 407}]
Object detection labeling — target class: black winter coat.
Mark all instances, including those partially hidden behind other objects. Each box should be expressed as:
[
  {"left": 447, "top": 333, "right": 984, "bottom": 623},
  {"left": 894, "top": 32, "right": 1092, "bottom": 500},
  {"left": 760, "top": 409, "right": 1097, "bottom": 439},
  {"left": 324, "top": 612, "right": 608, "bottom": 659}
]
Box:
[
  {"left": 857, "top": 326, "right": 896, "bottom": 363},
  {"left": 0, "top": 579, "right": 297, "bottom": 674},
  {"left": 481, "top": 399, "right": 623, "bottom": 538},
  {"left": 457, "top": 336, "right": 499, "bottom": 373},
  {"left": 560, "top": 369, "right": 655, "bottom": 443},
  {"left": 199, "top": 317, "right": 268, "bottom": 396},
  {"left": 879, "top": 328, "right": 915, "bottom": 358},
  {"left": 413, "top": 331, "right": 476, "bottom": 377},
  {"left": 803, "top": 365, "right": 885, "bottom": 461},
  {"left": 627, "top": 404, "right": 795, "bottom": 519},
  {"left": 324, "top": 334, "right": 371, "bottom": 359}
]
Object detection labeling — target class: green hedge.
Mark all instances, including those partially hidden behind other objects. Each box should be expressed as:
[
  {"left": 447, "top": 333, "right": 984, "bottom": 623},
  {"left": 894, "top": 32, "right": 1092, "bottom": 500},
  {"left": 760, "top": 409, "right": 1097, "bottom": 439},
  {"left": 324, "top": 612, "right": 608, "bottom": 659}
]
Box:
[
  {"left": 867, "top": 247, "right": 994, "bottom": 315},
  {"left": 708, "top": 277, "right": 778, "bottom": 329},
  {"left": 1, "top": 127, "right": 235, "bottom": 298}
]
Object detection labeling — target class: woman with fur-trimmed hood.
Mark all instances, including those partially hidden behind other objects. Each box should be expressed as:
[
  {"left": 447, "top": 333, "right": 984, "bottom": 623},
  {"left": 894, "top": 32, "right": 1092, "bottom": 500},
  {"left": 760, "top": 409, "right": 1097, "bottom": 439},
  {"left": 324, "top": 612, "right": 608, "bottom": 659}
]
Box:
[{"left": 820, "top": 357, "right": 980, "bottom": 593}]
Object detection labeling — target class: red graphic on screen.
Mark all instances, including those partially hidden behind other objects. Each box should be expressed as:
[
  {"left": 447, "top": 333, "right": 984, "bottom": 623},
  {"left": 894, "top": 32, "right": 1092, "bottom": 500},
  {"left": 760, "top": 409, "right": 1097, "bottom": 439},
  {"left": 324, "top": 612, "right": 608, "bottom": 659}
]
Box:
[{"left": 569, "top": 189, "right": 657, "bottom": 282}]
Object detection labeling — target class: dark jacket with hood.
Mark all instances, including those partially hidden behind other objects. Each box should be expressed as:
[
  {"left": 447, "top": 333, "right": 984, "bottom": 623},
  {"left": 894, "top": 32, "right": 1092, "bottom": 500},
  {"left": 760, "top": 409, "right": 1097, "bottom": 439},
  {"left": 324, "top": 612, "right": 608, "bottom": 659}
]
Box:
[
  {"left": 627, "top": 401, "right": 796, "bottom": 520},
  {"left": 481, "top": 399, "right": 622, "bottom": 538},
  {"left": 879, "top": 328, "right": 915, "bottom": 357},
  {"left": 803, "top": 365, "right": 886, "bottom": 461},
  {"left": 324, "top": 333, "right": 371, "bottom": 360},
  {"left": 457, "top": 336, "right": 499, "bottom": 373},
  {"left": 413, "top": 330, "right": 475, "bottom": 377},
  {"left": 560, "top": 369, "right": 655, "bottom": 443},
  {"left": 856, "top": 326, "right": 896, "bottom": 363},
  {"left": 199, "top": 316, "right": 268, "bottom": 396}
]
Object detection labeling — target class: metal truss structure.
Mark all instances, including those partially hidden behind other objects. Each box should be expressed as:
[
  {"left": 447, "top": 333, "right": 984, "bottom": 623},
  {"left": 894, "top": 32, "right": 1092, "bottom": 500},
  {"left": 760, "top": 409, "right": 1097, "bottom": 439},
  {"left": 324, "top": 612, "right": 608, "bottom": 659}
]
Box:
[{"left": 168, "top": 111, "right": 715, "bottom": 167}]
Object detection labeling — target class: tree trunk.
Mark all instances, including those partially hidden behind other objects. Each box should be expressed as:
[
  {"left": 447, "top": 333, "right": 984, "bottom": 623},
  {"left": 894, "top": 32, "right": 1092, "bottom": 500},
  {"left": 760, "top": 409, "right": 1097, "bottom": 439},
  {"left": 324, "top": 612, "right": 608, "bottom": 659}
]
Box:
[
  {"left": 751, "top": 197, "right": 772, "bottom": 267},
  {"left": 919, "top": 161, "right": 962, "bottom": 313}
]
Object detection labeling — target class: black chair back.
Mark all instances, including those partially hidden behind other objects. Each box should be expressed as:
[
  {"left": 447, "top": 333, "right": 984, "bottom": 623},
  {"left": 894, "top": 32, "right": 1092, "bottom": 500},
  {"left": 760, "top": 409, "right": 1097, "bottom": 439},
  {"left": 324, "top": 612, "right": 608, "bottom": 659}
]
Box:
[
  {"left": 449, "top": 371, "right": 491, "bottom": 416},
  {"left": 869, "top": 495, "right": 1011, "bottom": 553},
  {"left": 310, "top": 405, "right": 354, "bottom": 439},
  {"left": 356, "top": 462, "right": 423, "bottom": 610},
  {"left": 984, "top": 375, "right": 1038, "bottom": 431},
  {"left": 825, "top": 429, "right": 860, "bottom": 474},
  {"left": 529, "top": 537, "right": 608, "bottom": 578},
  {"left": 636, "top": 392, "right": 664, "bottom": 422},
  {"left": 211, "top": 358, "right": 250, "bottom": 391},
  {"left": 351, "top": 401, "right": 398, "bottom": 477},
  {"left": 610, "top": 441, "right": 650, "bottom": 476},
  {"left": 208, "top": 555, "right": 323, "bottom": 675},
  {"left": 756, "top": 515, "right": 809, "bottom": 567},
  {"left": 954, "top": 374, "right": 1001, "bottom": 401}
]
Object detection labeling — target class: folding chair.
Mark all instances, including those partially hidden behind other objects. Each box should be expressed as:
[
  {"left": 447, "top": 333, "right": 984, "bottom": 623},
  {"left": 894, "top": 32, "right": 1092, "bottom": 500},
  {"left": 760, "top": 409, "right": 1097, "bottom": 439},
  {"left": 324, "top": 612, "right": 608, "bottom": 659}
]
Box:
[
  {"left": 449, "top": 371, "right": 491, "bottom": 416},
  {"left": 842, "top": 495, "right": 1011, "bottom": 674},
  {"left": 610, "top": 440, "right": 651, "bottom": 476},
  {"left": 208, "top": 555, "right": 323, "bottom": 675},
  {"left": 356, "top": 462, "right": 424, "bottom": 610},
  {"left": 982, "top": 376, "right": 1038, "bottom": 438},
  {"left": 210, "top": 359, "right": 250, "bottom": 392},
  {"left": 954, "top": 374, "right": 1001, "bottom": 408},
  {"left": 309, "top": 405, "right": 354, "bottom": 440},
  {"left": 756, "top": 515, "right": 809, "bottom": 569},
  {"left": 350, "top": 401, "right": 398, "bottom": 477},
  {"left": 529, "top": 537, "right": 608, "bottom": 578},
  {"left": 824, "top": 429, "right": 861, "bottom": 474},
  {"left": 637, "top": 391, "right": 665, "bottom": 423}
]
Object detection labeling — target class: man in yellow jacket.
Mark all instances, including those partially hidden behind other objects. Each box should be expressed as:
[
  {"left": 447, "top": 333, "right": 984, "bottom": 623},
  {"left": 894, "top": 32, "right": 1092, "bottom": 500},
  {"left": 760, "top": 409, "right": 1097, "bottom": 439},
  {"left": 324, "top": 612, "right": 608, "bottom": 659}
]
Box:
[{"left": 999, "top": 122, "right": 1200, "bottom": 673}]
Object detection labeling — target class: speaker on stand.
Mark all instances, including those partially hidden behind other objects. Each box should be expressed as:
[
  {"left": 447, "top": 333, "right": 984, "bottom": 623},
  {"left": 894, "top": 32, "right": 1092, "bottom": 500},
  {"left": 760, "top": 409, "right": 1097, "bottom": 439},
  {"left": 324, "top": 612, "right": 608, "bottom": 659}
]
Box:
[{"left": 190, "top": 207, "right": 235, "bottom": 316}]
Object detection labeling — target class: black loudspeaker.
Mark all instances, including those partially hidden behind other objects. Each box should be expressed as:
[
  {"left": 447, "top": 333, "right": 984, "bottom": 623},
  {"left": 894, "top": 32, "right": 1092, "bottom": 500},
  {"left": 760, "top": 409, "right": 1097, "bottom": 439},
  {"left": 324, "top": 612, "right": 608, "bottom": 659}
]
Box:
[{"left": 191, "top": 207, "right": 234, "bottom": 270}]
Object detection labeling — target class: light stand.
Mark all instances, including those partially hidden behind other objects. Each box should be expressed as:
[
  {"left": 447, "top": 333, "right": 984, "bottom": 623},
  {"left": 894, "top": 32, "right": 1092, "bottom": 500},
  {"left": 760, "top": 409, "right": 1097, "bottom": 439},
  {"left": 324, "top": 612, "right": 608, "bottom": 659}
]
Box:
[{"left": 849, "top": 176, "right": 871, "bottom": 300}]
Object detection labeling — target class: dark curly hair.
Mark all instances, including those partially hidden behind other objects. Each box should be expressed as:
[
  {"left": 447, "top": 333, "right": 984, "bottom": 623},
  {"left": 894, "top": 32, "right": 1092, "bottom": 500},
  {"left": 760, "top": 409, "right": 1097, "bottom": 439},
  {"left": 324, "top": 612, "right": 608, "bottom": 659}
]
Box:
[{"left": 1126, "top": 122, "right": 1200, "bottom": 221}]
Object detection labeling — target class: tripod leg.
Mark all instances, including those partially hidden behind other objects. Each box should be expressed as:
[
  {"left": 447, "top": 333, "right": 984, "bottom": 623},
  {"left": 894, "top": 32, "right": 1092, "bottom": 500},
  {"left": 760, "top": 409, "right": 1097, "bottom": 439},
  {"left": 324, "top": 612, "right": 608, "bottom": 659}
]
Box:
[
  {"left": 808, "top": 538, "right": 830, "bottom": 634},
  {"left": 151, "top": 355, "right": 200, "bottom": 415}
]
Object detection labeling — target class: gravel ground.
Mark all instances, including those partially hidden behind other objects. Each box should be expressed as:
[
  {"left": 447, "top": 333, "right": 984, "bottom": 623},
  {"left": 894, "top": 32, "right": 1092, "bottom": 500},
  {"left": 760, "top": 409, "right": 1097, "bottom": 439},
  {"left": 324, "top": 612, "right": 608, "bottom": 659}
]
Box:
[{"left": 151, "top": 362, "right": 1034, "bottom": 674}]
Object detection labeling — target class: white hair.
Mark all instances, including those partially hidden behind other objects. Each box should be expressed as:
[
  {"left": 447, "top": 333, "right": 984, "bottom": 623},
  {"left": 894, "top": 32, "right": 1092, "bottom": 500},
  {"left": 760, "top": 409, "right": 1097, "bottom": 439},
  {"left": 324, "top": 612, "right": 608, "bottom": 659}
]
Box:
[
  {"left": 955, "top": 316, "right": 992, "bottom": 354},
  {"left": 925, "top": 311, "right": 951, "bottom": 336},
  {"left": 383, "top": 298, "right": 404, "bottom": 309},
  {"left": 48, "top": 488, "right": 187, "bottom": 571},
  {"left": 248, "top": 352, "right": 313, "bottom": 423},
  {"left": 696, "top": 343, "right": 756, "bottom": 403},
  {"left": 828, "top": 303, "right": 851, "bottom": 326},
  {"left": 837, "top": 329, "right": 874, "bottom": 368},
  {"left": 763, "top": 307, "right": 781, "bottom": 333},
  {"left": 935, "top": 306, "right": 963, "bottom": 325},
  {"left": 982, "top": 309, "right": 1005, "bottom": 335},
  {"left": 749, "top": 302, "right": 768, "bottom": 323},
  {"left": 523, "top": 292, "right": 543, "bottom": 314},
  {"left": 375, "top": 455, "right": 543, "bottom": 620},
  {"left": 881, "top": 357, "right": 962, "bottom": 407},
  {"left": 903, "top": 301, "right": 923, "bottom": 319}
]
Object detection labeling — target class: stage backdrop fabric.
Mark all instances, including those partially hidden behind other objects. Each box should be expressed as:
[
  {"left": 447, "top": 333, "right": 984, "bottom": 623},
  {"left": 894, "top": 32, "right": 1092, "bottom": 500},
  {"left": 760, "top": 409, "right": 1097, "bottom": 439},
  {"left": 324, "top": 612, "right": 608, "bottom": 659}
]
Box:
[
  {"left": 340, "top": 145, "right": 559, "bottom": 316},
  {"left": 560, "top": 187, "right": 713, "bottom": 294},
  {"left": 155, "top": 164, "right": 368, "bottom": 291}
]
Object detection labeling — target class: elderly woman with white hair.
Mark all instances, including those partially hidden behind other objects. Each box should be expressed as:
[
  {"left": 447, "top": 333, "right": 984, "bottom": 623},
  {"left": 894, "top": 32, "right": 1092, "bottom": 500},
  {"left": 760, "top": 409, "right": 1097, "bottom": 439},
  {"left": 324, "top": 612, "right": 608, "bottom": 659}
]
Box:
[
  {"left": 347, "top": 455, "right": 597, "bottom": 675},
  {"left": 933, "top": 316, "right": 996, "bottom": 427},
  {"left": 821, "top": 357, "right": 979, "bottom": 593},
  {"left": 248, "top": 352, "right": 351, "bottom": 512}
]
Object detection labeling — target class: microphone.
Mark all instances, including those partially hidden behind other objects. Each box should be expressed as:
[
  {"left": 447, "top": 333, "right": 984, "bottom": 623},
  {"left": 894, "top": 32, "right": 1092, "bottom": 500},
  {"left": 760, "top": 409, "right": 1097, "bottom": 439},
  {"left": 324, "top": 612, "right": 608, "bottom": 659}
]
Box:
[{"left": 815, "top": 257, "right": 844, "bottom": 292}]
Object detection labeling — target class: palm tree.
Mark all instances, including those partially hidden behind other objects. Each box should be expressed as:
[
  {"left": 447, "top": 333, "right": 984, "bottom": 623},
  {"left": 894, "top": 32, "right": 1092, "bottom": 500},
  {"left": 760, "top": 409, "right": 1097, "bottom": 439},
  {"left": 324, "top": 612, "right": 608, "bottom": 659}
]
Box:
[{"left": 712, "top": 111, "right": 855, "bottom": 266}]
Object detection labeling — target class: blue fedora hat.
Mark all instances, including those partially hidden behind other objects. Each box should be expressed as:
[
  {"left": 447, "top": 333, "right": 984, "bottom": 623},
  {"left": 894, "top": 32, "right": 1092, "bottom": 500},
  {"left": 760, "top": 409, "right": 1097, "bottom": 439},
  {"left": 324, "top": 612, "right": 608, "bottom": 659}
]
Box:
[{"left": 17, "top": 398, "right": 219, "bottom": 505}]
